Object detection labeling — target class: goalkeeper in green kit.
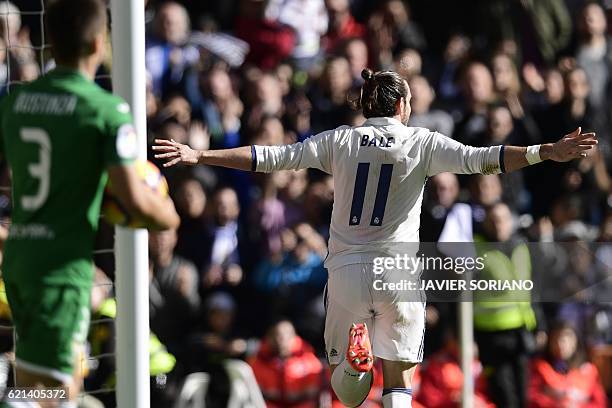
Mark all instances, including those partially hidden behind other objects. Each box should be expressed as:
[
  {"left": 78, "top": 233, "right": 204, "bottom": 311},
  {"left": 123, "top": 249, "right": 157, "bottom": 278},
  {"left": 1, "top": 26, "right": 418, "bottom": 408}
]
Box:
[{"left": 0, "top": 0, "right": 180, "bottom": 404}]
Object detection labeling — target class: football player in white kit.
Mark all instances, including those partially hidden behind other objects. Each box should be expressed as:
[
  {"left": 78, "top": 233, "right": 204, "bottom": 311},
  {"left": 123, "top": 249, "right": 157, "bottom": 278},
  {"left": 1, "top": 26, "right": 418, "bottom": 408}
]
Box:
[{"left": 153, "top": 68, "right": 597, "bottom": 407}]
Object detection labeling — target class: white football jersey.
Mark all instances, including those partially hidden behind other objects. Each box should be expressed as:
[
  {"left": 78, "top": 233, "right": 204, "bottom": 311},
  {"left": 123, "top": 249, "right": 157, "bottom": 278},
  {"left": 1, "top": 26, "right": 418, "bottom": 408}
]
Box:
[{"left": 253, "top": 117, "right": 502, "bottom": 269}]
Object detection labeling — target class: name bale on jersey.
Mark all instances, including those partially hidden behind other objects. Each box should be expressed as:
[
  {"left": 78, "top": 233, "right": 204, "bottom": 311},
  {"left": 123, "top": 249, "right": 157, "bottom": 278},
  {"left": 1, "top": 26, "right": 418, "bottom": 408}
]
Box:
[{"left": 360, "top": 134, "right": 395, "bottom": 147}]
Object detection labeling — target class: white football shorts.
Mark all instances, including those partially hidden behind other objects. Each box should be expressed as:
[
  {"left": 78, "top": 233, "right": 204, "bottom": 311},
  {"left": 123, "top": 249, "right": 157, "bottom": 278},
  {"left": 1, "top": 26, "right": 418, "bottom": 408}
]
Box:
[{"left": 324, "top": 263, "right": 426, "bottom": 365}]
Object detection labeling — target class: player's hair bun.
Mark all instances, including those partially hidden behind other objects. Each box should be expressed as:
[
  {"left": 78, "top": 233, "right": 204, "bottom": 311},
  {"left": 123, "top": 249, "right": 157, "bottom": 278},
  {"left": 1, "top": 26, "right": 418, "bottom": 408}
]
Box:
[{"left": 361, "top": 68, "right": 374, "bottom": 81}]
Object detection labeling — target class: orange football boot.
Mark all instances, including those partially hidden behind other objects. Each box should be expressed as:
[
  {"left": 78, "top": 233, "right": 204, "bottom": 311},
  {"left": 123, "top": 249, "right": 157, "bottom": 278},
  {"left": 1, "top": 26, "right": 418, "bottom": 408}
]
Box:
[{"left": 346, "top": 323, "right": 373, "bottom": 372}]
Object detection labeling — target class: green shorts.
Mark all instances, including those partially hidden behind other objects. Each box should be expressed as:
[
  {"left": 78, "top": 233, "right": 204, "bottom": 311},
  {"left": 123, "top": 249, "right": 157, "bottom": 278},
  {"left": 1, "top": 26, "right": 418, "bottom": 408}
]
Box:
[{"left": 5, "top": 282, "right": 91, "bottom": 383}]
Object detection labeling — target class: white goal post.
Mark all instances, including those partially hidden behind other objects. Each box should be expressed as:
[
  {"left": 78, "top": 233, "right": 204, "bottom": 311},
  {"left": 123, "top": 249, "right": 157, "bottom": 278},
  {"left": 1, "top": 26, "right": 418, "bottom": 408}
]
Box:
[{"left": 110, "top": 0, "right": 150, "bottom": 407}]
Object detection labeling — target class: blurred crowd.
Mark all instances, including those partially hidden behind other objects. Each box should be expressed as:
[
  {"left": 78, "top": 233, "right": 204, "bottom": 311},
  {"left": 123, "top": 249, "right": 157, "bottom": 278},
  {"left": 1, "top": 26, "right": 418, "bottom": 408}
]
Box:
[{"left": 1, "top": 0, "right": 612, "bottom": 407}]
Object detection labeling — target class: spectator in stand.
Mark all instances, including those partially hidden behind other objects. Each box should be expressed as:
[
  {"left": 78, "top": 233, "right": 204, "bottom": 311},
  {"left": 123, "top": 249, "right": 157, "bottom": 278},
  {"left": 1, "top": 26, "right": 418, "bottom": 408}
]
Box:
[
  {"left": 323, "top": 0, "right": 365, "bottom": 53},
  {"left": 420, "top": 173, "right": 460, "bottom": 242},
  {"left": 251, "top": 172, "right": 291, "bottom": 256},
  {"left": 253, "top": 223, "right": 327, "bottom": 319},
  {"left": 149, "top": 228, "right": 201, "bottom": 354},
  {"left": 264, "top": 0, "right": 328, "bottom": 70},
  {"left": 145, "top": 2, "right": 199, "bottom": 98},
  {"left": 526, "top": 67, "right": 565, "bottom": 112},
  {"left": 279, "top": 170, "right": 309, "bottom": 226},
  {"left": 383, "top": 0, "right": 426, "bottom": 51},
  {"left": 365, "top": 8, "right": 393, "bottom": 69},
  {"left": 173, "top": 177, "right": 210, "bottom": 271},
  {"left": 309, "top": 56, "right": 354, "bottom": 133},
  {"left": 476, "top": 105, "right": 529, "bottom": 211},
  {"left": 284, "top": 90, "right": 314, "bottom": 142},
  {"left": 562, "top": 147, "right": 610, "bottom": 225},
  {"left": 188, "top": 292, "right": 248, "bottom": 370},
  {"left": 416, "top": 328, "right": 494, "bottom": 408},
  {"left": 477, "top": 105, "right": 520, "bottom": 147},
  {"left": 184, "top": 65, "right": 243, "bottom": 149},
  {"left": 524, "top": 64, "right": 567, "bottom": 116},
  {"left": 491, "top": 52, "right": 525, "bottom": 119},
  {"left": 251, "top": 115, "right": 287, "bottom": 146},
  {"left": 234, "top": 0, "right": 295, "bottom": 70},
  {"left": 575, "top": 2, "right": 612, "bottom": 113},
  {"left": 541, "top": 68, "right": 565, "bottom": 106},
  {"left": 438, "top": 33, "right": 472, "bottom": 103},
  {"left": 547, "top": 194, "right": 585, "bottom": 237},
  {"left": 275, "top": 63, "right": 293, "bottom": 98},
  {"left": 468, "top": 174, "right": 503, "bottom": 234},
  {"left": 158, "top": 93, "right": 193, "bottom": 130},
  {"left": 528, "top": 321, "right": 607, "bottom": 408},
  {"left": 201, "top": 187, "right": 245, "bottom": 289},
  {"left": 343, "top": 38, "right": 369, "bottom": 85},
  {"left": 243, "top": 72, "right": 285, "bottom": 136},
  {"left": 563, "top": 67, "right": 595, "bottom": 133},
  {"left": 394, "top": 48, "right": 422, "bottom": 80},
  {"left": 367, "top": 0, "right": 426, "bottom": 69},
  {"left": 454, "top": 62, "right": 496, "bottom": 145},
  {"left": 250, "top": 169, "right": 308, "bottom": 253},
  {"left": 249, "top": 319, "right": 324, "bottom": 408},
  {"left": 407, "top": 75, "right": 454, "bottom": 136}
]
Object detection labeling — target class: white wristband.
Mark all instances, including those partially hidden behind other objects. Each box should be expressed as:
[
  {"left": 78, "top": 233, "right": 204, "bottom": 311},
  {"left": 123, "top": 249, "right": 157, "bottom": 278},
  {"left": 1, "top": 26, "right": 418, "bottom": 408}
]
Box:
[{"left": 525, "top": 144, "right": 542, "bottom": 165}]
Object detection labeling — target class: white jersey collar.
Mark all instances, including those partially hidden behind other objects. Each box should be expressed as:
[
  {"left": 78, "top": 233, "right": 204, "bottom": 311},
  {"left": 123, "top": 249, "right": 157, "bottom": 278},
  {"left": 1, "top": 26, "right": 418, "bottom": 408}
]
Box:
[{"left": 363, "top": 117, "right": 404, "bottom": 127}]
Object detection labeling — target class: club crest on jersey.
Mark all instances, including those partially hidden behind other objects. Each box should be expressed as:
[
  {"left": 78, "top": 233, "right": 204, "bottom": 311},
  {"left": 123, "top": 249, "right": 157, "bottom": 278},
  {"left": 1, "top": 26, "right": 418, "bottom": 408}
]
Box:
[
  {"left": 116, "top": 124, "right": 139, "bottom": 160},
  {"left": 361, "top": 134, "right": 395, "bottom": 147}
]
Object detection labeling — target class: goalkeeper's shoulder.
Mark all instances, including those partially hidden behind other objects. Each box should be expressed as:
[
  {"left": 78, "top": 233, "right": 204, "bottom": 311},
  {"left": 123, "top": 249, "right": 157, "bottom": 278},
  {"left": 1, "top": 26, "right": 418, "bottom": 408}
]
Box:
[{"left": 90, "top": 87, "right": 133, "bottom": 123}]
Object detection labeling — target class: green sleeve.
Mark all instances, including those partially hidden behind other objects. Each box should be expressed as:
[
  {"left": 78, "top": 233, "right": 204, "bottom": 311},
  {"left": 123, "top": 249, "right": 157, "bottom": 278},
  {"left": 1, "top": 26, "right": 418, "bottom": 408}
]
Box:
[{"left": 102, "top": 96, "right": 138, "bottom": 167}]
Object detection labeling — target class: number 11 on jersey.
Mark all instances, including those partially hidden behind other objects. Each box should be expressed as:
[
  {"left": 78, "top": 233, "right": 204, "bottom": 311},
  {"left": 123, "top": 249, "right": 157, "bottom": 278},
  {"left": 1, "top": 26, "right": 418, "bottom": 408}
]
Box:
[{"left": 349, "top": 163, "right": 393, "bottom": 226}]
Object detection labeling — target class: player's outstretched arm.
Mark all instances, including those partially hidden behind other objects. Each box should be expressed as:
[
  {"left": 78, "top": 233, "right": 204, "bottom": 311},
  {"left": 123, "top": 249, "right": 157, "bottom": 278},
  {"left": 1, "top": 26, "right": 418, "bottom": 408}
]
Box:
[
  {"left": 502, "top": 127, "right": 597, "bottom": 172},
  {"left": 428, "top": 127, "right": 598, "bottom": 176},
  {"left": 108, "top": 165, "right": 180, "bottom": 230},
  {"left": 153, "top": 139, "right": 252, "bottom": 171}
]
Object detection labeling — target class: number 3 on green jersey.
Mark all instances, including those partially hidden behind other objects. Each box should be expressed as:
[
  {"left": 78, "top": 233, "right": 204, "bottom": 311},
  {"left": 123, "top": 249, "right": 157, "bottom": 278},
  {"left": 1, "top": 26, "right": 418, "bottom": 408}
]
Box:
[{"left": 20, "top": 127, "right": 51, "bottom": 211}]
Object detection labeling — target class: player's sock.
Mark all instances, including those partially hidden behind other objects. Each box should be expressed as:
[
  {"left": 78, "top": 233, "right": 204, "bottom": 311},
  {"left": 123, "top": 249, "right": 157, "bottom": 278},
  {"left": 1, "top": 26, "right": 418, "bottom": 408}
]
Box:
[
  {"left": 331, "top": 358, "right": 373, "bottom": 407},
  {"left": 382, "top": 387, "right": 412, "bottom": 407}
]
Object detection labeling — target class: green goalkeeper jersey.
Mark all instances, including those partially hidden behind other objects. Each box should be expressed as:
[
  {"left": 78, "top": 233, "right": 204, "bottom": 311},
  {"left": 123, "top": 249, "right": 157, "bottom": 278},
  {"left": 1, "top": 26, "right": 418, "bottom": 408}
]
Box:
[{"left": 0, "top": 68, "right": 137, "bottom": 288}]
